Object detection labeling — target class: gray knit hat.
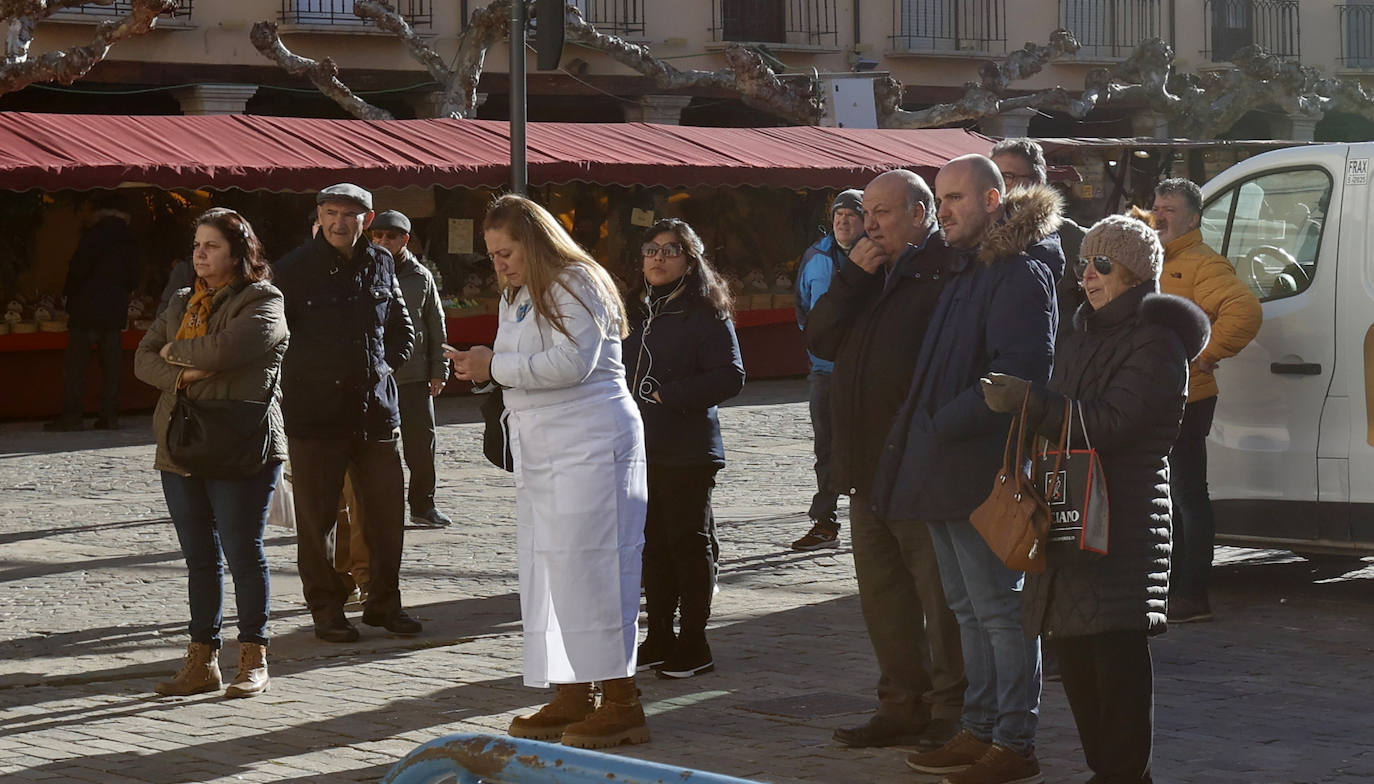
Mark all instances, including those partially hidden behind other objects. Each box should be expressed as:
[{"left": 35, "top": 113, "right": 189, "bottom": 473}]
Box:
[
  {"left": 1080, "top": 214, "right": 1163, "bottom": 283},
  {"left": 831, "top": 188, "right": 863, "bottom": 218}
]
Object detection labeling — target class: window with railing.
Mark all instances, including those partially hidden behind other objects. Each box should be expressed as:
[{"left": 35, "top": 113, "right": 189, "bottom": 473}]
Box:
[
  {"left": 1339, "top": 3, "right": 1374, "bottom": 68},
  {"left": 54, "top": 0, "right": 192, "bottom": 19},
  {"left": 572, "top": 0, "right": 645, "bottom": 35},
  {"left": 891, "top": 0, "right": 1006, "bottom": 54},
  {"left": 1202, "top": 0, "right": 1299, "bottom": 62},
  {"left": 711, "top": 0, "right": 838, "bottom": 47},
  {"left": 1059, "top": 0, "right": 1162, "bottom": 59},
  {"left": 280, "top": 0, "right": 432, "bottom": 28}
]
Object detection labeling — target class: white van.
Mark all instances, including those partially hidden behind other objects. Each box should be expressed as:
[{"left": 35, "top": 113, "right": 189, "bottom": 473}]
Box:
[{"left": 1201, "top": 143, "right": 1374, "bottom": 556}]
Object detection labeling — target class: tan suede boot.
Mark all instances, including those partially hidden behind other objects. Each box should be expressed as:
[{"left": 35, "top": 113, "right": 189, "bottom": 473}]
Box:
[
  {"left": 507, "top": 682, "right": 596, "bottom": 740},
  {"left": 224, "top": 642, "right": 270, "bottom": 698},
  {"left": 155, "top": 642, "right": 221, "bottom": 696},
  {"left": 560, "top": 676, "right": 650, "bottom": 749}
]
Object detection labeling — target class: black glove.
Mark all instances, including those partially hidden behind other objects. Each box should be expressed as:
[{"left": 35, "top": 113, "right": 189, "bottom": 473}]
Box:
[{"left": 981, "top": 373, "right": 1030, "bottom": 413}]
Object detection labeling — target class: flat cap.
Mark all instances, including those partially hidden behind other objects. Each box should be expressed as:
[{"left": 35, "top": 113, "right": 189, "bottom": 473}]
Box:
[
  {"left": 316, "top": 183, "right": 373, "bottom": 211},
  {"left": 371, "top": 210, "right": 411, "bottom": 234}
]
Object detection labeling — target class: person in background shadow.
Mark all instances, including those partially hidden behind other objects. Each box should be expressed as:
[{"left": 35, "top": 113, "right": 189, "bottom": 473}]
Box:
[{"left": 48, "top": 197, "right": 140, "bottom": 431}]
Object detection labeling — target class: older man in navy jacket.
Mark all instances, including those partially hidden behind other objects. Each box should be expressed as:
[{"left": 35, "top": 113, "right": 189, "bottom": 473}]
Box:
[
  {"left": 275, "top": 184, "right": 419, "bottom": 644},
  {"left": 881, "top": 155, "right": 1061, "bottom": 784}
]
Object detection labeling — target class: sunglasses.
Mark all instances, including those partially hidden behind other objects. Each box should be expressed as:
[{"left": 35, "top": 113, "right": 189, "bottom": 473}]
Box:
[
  {"left": 370, "top": 229, "right": 405, "bottom": 240},
  {"left": 642, "top": 242, "right": 685, "bottom": 259},
  {"left": 1074, "top": 255, "right": 1115, "bottom": 280}
]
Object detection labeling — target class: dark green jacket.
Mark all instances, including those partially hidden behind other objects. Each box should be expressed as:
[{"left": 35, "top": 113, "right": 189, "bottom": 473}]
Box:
[
  {"left": 135, "top": 280, "right": 289, "bottom": 475},
  {"left": 394, "top": 249, "right": 449, "bottom": 386}
]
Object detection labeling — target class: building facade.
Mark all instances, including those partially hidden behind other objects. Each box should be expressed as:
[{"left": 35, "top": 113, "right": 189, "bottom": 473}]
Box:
[{"left": 3, "top": 1, "right": 1372, "bottom": 138}]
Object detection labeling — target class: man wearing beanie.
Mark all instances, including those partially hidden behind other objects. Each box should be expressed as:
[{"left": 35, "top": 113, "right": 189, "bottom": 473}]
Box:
[
  {"left": 884, "top": 154, "right": 1059, "bottom": 784},
  {"left": 1151, "top": 178, "right": 1261, "bottom": 624},
  {"left": 791, "top": 188, "right": 864, "bottom": 551},
  {"left": 808, "top": 169, "right": 966, "bottom": 751}
]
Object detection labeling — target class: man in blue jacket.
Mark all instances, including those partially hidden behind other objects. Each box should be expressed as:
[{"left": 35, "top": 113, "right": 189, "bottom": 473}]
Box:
[
  {"left": 791, "top": 188, "right": 863, "bottom": 550},
  {"left": 886, "top": 155, "right": 1060, "bottom": 784},
  {"left": 274, "top": 183, "right": 420, "bottom": 644}
]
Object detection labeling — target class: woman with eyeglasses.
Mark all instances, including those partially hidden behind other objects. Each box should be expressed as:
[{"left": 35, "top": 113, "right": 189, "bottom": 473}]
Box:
[
  {"left": 979, "top": 215, "right": 1209, "bottom": 784},
  {"left": 622, "top": 219, "right": 745, "bottom": 680},
  {"left": 445, "top": 195, "right": 650, "bottom": 750}
]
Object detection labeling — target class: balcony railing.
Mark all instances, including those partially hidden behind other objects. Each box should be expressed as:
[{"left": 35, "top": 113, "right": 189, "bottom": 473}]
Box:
[
  {"left": 575, "top": 0, "right": 645, "bottom": 35},
  {"left": 711, "top": 0, "right": 838, "bottom": 47},
  {"left": 891, "top": 0, "right": 1007, "bottom": 55},
  {"left": 280, "top": 0, "right": 432, "bottom": 28},
  {"left": 54, "top": 0, "right": 192, "bottom": 19},
  {"left": 1339, "top": 4, "right": 1374, "bottom": 69},
  {"left": 1202, "top": 0, "right": 1299, "bottom": 62},
  {"left": 1059, "top": 0, "right": 1162, "bottom": 59}
]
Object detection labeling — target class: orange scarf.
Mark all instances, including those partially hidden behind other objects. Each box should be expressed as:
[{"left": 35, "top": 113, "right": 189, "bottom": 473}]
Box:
[{"left": 176, "top": 278, "right": 222, "bottom": 340}]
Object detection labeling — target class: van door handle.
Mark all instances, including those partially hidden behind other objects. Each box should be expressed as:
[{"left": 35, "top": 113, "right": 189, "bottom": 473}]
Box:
[{"left": 1270, "top": 362, "right": 1322, "bottom": 375}]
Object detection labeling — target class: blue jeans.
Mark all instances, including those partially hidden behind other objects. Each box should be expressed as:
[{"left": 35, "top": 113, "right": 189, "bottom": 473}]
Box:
[
  {"left": 161, "top": 463, "right": 281, "bottom": 647},
  {"left": 927, "top": 519, "right": 1041, "bottom": 753},
  {"left": 807, "top": 371, "right": 838, "bottom": 525}
]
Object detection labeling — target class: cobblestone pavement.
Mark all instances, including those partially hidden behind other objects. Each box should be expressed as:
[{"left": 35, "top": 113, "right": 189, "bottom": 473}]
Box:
[{"left": 1, "top": 378, "right": 1371, "bottom": 783}]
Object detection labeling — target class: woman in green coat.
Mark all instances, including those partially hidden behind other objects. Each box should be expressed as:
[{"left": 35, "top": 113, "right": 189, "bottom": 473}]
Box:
[{"left": 135, "top": 208, "right": 288, "bottom": 700}]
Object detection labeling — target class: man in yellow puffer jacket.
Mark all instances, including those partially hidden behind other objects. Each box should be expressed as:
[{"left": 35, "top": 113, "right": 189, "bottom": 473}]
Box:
[{"left": 1152, "top": 178, "right": 1262, "bottom": 624}]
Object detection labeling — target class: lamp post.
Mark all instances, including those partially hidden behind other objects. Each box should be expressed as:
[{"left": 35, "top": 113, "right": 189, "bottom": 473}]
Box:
[{"left": 509, "top": 0, "right": 527, "bottom": 195}]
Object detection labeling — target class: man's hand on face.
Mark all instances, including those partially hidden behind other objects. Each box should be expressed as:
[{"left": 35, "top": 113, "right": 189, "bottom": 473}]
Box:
[{"left": 849, "top": 236, "right": 888, "bottom": 274}]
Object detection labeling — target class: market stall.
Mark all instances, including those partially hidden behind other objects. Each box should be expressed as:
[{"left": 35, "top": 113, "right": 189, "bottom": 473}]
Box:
[{"left": 0, "top": 113, "right": 994, "bottom": 419}]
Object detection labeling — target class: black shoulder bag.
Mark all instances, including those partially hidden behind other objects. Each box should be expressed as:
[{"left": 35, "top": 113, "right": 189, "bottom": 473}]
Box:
[
  {"left": 168, "top": 371, "right": 279, "bottom": 480},
  {"left": 479, "top": 384, "right": 514, "bottom": 472}
]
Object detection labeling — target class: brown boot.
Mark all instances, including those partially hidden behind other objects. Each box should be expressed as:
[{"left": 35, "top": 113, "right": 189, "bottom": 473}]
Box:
[
  {"left": 155, "top": 642, "right": 221, "bottom": 696},
  {"left": 560, "top": 676, "right": 650, "bottom": 749},
  {"left": 224, "top": 642, "right": 270, "bottom": 698},
  {"left": 507, "top": 682, "right": 596, "bottom": 740}
]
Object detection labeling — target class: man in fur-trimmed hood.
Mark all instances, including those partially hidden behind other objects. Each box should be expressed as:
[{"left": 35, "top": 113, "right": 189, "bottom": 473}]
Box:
[{"left": 880, "top": 154, "right": 1060, "bottom": 783}]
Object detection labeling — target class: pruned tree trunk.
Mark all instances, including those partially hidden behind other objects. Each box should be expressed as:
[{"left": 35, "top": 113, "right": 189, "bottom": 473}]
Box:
[
  {"left": 0, "top": 0, "right": 175, "bottom": 95},
  {"left": 249, "top": 20, "right": 394, "bottom": 120}
]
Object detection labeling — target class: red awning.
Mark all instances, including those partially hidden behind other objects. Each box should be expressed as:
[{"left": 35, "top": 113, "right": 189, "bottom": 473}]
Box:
[{"left": 0, "top": 112, "right": 995, "bottom": 192}]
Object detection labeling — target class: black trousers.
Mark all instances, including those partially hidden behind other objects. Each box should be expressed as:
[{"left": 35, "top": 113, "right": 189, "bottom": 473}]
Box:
[
  {"left": 1056, "top": 630, "right": 1155, "bottom": 784},
  {"left": 288, "top": 435, "right": 406, "bottom": 621},
  {"left": 397, "top": 381, "right": 438, "bottom": 515},
  {"left": 61, "top": 327, "right": 122, "bottom": 420},
  {"left": 1169, "top": 395, "right": 1218, "bottom": 602},
  {"left": 642, "top": 464, "right": 718, "bottom": 637}
]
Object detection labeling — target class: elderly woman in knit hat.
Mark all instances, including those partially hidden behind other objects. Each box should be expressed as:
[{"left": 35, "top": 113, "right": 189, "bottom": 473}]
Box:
[{"left": 980, "top": 215, "right": 1210, "bottom": 784}]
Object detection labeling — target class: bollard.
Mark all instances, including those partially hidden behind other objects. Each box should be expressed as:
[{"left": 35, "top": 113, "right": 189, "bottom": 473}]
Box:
[{"left": 382, "top": 732, "right": 762, "bottom": 784}]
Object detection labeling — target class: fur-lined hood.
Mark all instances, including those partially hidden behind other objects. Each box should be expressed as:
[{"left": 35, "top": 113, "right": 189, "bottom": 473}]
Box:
[
  {"left": 976, "top": 184, "right": 1064, "bottom": 264},
  {"left": 1140, "top": 292, "right": 1211, "bottom": 361}
]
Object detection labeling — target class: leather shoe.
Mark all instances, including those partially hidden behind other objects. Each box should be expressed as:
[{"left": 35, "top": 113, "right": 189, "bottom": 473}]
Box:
[
  {"left": 362, "top": 608, "right": 422, "bottom": 636},
  {"left": 314, "top": 617, "right": 360, "bottom": 643},
  {"left": 833, "top": 714, "right": 927, "bottom": 748},
  {"left": 410, "top": 508, "right": 453, "bottom": 527}
]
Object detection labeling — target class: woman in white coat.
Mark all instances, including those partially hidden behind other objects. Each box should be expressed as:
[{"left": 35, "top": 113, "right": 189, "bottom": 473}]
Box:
[{"left": 448, "top": 194, "right": 650, "bottom": 750}]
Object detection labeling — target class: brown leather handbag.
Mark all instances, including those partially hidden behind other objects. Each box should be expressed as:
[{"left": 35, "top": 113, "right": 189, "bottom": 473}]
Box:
[{"left": 969, "top": 388, "right": 1068, "bottom": 575}]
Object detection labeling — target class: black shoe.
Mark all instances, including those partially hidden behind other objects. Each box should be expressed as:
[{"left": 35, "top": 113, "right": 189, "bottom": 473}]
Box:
[
  {"left": 314, "top": 616, "right": 360, "bottom": 643},
  {"left": 410, "top": 508, "right": 452, "bottom": 527},
  {"left": 914, "top": 717, "right": 961, "bottom": 751},
  {"left": 93, "top": 417, "right": 120, "bottom": 430},
  {"left": 362, "top": 608, "right": 423, "bottom": 636},
  {"left": 657, "top": 634, "right": 713, "bottom": 679},
  {"left": 833, "top": 714, "right": 928, "bottom": 748},
  {"left": 43, "top": 417, "right": 84, "bottom": 432},
  {"left": 636, "top": 632, "right": 676, "bottom": 672}
]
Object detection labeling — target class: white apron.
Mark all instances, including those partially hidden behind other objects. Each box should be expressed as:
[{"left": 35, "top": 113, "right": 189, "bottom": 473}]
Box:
[{"left": 490, "top": 269, "right": 648, "bottom": 687}]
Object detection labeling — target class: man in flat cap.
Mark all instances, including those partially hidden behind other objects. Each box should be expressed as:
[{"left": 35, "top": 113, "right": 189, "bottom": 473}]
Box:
[
  {"left": 368, "top": 210, "right": 453, "bottom": 529},
  {"left": 274, "top": 183, "right": 420, "bottom": 642}
]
